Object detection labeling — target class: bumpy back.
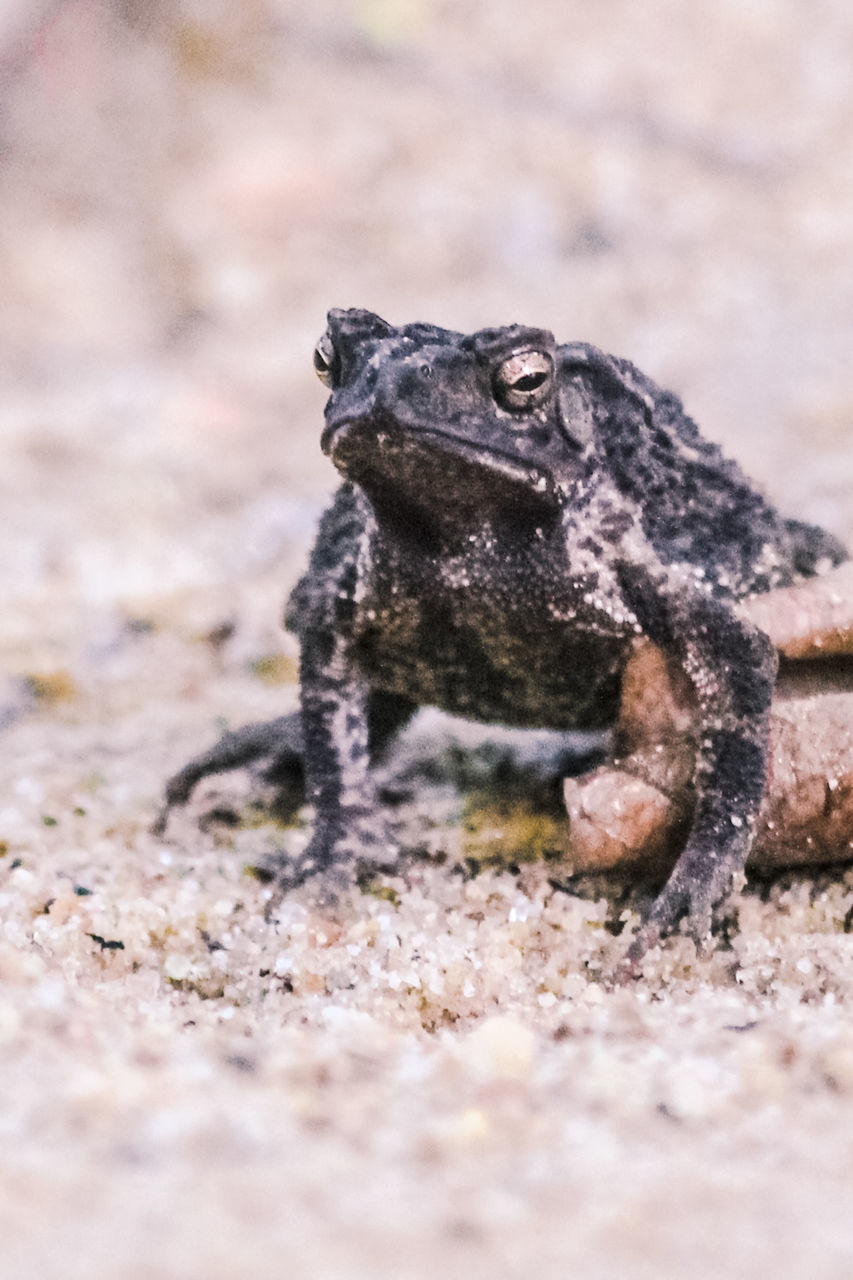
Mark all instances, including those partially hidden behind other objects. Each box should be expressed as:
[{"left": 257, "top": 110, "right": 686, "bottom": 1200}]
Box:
[{"left": 569, "top": 347, "right": 847, "bottom": 597}]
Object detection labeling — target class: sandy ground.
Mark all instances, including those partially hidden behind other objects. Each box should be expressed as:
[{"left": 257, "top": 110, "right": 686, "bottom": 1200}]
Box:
[{"left": 2, "top": 3, "right": 853, "bottom": 1277}]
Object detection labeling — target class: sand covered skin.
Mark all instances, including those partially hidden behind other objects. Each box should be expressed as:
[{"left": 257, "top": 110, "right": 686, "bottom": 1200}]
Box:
[{"left": 3, "top": 3, "right": 853, "bottom": 1277}]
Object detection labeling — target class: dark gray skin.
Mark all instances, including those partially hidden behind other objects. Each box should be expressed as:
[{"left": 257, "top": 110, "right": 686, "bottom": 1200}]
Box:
[{"left": 158, "top": 308, "right": 847, "bottom": 961}]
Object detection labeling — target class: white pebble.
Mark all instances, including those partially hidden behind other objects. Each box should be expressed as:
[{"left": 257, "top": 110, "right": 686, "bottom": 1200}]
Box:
[
  {"left": 459, "top": 1015, "right": 535, "bottom": 1080},
  {"left": 164, "top": 955, "right": 193, "bottom": 981}
]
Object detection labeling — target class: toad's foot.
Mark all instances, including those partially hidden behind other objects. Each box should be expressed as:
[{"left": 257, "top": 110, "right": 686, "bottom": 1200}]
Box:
[
  {"left": 153, "top": 712, "right": 304, "bottom": 836},
  {"left": 260, "top": 813, "right": 402, "bottom": 915}
]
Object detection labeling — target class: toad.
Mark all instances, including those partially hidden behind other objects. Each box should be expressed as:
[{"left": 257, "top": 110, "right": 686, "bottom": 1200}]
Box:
[{"left": 158, "top": 309, "right": 848, "bottom": 961}]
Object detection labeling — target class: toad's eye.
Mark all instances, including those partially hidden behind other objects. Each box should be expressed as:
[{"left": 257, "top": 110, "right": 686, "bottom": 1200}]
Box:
[
  {"left": 493, "top": 350, "right": 553, "bottom": 412},
  {"left": 313, "top": 334, "right": 337, "bottom": 388}
]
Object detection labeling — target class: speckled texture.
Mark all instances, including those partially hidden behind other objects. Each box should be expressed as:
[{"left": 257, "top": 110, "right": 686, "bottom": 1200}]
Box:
[{"left": 2, "top": 3, "right": 853, "bottom": 1278}]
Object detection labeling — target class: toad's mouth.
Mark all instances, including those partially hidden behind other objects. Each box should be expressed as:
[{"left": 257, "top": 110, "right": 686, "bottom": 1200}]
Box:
[{"left": 322, "top": 415, "right": 557, "bottom": 504}]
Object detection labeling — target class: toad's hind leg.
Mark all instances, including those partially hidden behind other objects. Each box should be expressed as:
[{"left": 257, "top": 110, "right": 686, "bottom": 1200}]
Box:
[
  {"left": 153, "top": 691, "right": 418, "bottom": 837},
  {"left": 153, "top": 713, "right": 305, "bottom": 835}
]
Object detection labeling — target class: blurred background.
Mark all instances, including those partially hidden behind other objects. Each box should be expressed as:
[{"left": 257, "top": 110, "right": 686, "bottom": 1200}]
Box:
[
  {"left": 2, "top": 12, "right": 852, "bottom": 1272},
  {"left": 2, "top": 0, "right": 852, "bottom": 651}
]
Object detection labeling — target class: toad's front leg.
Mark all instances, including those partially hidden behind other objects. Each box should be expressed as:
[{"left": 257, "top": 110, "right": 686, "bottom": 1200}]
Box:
[
  {"left": 291, "top": 619, "right": 400, "bottom": 893},
  {"left": 616, "top": 564, "right": 778, "bottom": 965}
]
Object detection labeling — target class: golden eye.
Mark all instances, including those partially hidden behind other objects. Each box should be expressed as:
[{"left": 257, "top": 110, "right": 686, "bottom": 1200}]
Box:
[
  {"left": 493, "top": 350, "right": 553, "bottom": 411},
  {"left": 313, "top": 334, "right": 336, "bottom": 387}
]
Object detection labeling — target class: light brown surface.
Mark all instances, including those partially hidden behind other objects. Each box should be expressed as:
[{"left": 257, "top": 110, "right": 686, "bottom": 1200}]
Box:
[
  {"left": 741, "top": 562, "right": 853, "bottom": 659},
  {"left": 564, "top": 640, "right": 853, "bottom": 875},
  {"left": 562, "top": 568, "right": 853, "bottom": 877},
  {"left": 3, "top": 4, "right": 853, "bottom": 1278}
]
